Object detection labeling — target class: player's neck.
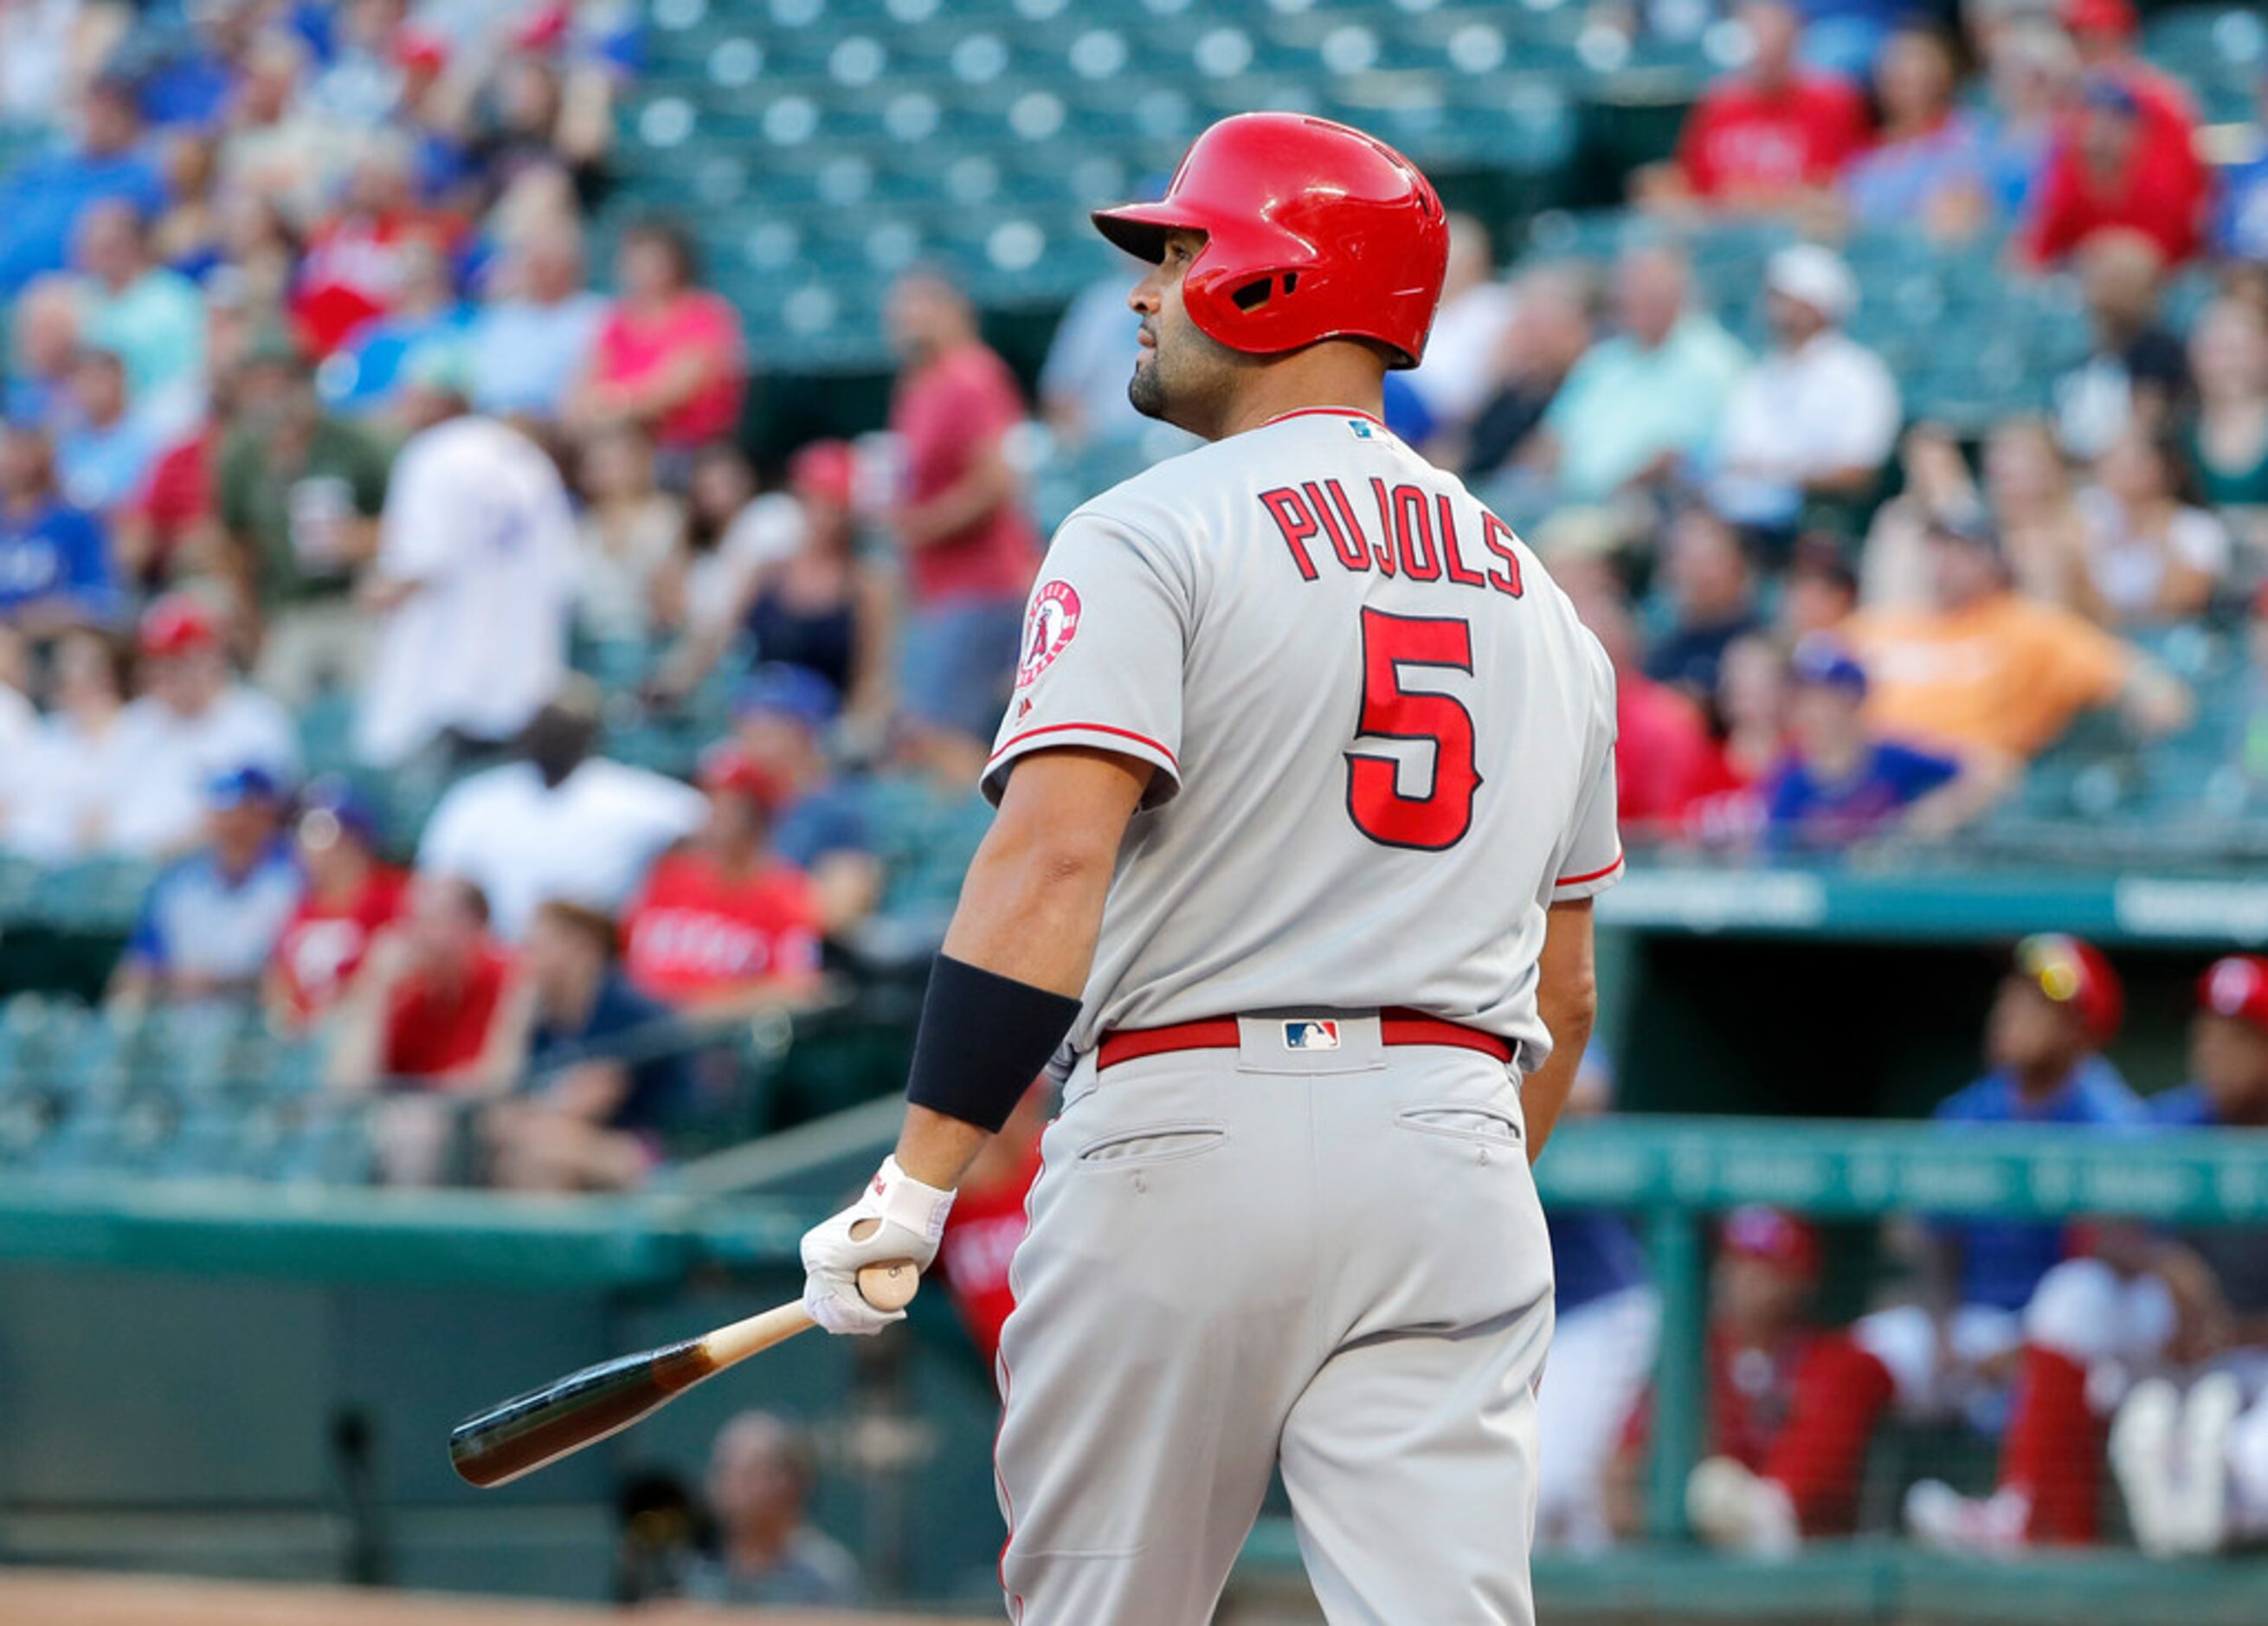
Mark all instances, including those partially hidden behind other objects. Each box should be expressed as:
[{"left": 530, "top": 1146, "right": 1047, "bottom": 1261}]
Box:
[{"left": 1210, "top": 346, "right": 1388, "bottom": 442}]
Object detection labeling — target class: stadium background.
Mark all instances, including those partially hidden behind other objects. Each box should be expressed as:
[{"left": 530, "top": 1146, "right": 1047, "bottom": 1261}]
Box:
[{"left": 0, "top": 0, "right": 2265, "bottom": 1620}]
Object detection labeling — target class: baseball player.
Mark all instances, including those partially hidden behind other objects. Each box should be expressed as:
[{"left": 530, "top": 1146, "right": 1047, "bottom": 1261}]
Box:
[{"left": 798, "top": 113, "right": 1621, "bottom": 1623}]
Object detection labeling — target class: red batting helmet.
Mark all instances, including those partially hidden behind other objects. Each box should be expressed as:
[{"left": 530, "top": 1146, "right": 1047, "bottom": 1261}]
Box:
[
  {"left": 2013, "top": 933, "right": 2124, "bottom": 1046},
  {"left": 2200, "top": 956, "right": 2268, "bottom": 1036},
  {"left": 1092, "top": 113, "right": 1450, "bottom": 370}
]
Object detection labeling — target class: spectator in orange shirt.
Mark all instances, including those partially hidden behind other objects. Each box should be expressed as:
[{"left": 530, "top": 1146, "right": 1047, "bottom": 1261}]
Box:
[
  {"left": 622, "top": 744, "right": 825, "bottom": 1016},
  {"left": 1651, "top": 0, "right": 1872, "bottom": 213},
  {"left": 1841, "top": 508, "right": 2190, "bottom": 761}
]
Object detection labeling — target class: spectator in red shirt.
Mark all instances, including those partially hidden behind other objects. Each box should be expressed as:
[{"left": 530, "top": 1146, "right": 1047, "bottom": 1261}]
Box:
[
  {"left": 267, "top": 777, "right": 408, "bottom": 1028},
  {"left": 884, "top": 268, "right": 1041, "bottom": 755},
  {"left": 567, "top": 220, "right": 747, "bottom": 464},
  {"left": 2023, "top": 76, "right": 2211, "bottom": 269},
  {"left": 1654, "top": 0, "right": 1872, "bottom": 212},
  {"left": 2064, "top": 0, "right": 2205, "bottom": 139},
  {"left": 622, "top": 744, "right": 825, "bottom": 1015},
  {"left": 1549, "top": 524, "right": 1715, "bottom": 838},
  {"left": 291, "top": 135, "right": 463, "bottom": 356},
  {"left": 328, "top": 871, "right": 522, "bottom": 1184}
]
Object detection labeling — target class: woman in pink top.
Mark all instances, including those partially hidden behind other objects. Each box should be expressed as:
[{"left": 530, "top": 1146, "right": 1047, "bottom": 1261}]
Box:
[{"left": 569, "top": 222, "right": 747, "bottom": 459}]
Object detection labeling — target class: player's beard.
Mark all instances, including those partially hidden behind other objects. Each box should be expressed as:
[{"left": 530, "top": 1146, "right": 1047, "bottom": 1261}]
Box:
[{"left": 1128, "top": 345, "right": 1168, "bottom": 421}]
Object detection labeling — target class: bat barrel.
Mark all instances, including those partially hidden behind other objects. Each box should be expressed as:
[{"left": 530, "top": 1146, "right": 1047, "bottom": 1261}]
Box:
[{"left": 449, "top": 1339, "right": 718, "bottom": 1488}]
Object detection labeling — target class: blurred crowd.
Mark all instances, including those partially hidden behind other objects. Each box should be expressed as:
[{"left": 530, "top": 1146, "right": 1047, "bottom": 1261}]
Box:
[
  {"left": 0, "top": 2, "right": 1059, "bottom": 1189},
  {"left": 0, "top": 2, "right": 2255, "bottom": 1186},
  {"left": 1536, "top": 937, "right": 2268, "bottom": 1558}
]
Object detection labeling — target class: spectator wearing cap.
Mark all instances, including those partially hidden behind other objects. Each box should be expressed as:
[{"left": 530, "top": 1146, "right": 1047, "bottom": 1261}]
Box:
[
  {"left": 2155, "top": 957, "right": 2268, "bottom": 1136},
  {"left": 2075, "top": 423, "right": 2231, "bottom": 627},
  {"left": 416, "top": 684, "right": 704, "bottom": 940},
  {"left": 622, "top": 745, "right": 824, "bottom": 1015},
  {"left": 216, "top": 329, "right": 394, "bottom": 705},
  {"left": 1696, "top": 937, "right": 2153, "bottom": 1553},
  {"left": 1713, "top": 246, "right": 1900, "bottom": 536},
  {"left": 1761, "top": 639, "right": 2001, "bottom": 852},
  {"left": 1839, "top": 26, "right": 1992, "bottom": 241},
  {"left": 7, "top": 274, "right": 82, "bottom": 429},
  {"left": 465, "top": 217, "right": 606, "bottom": 420},
  {"left": 1, "top": 628, "right": 135, "bottom": 859},
  {"left": 1528, "top": 244, "right": 1749, "bottom": 506},
  {"left": 0, "top": 422, "right": 115, "bottom": 635},
  {"left": 731, "top": 664, "right": 880, "bottom": 937},
  {"left": 109, "top": 765, "right": 303, "bottom": 1010},
  {"left": 111, "top": 594, "right": 298, "bottom": 855},
  {"left": 1650, "top": 0, "right": 1871, "bottom": 213},
  {"left": 1646, "top": 506, "right": 1763, "bottom": 701},
  {"left": 2063, "top": 0, "right": 2205, "bottom": 143},
  {"left": 54, "top": 345, "right": 170, "bottom": 519},
  {"left": 2052, "top": 229, "right": 2190, "bottom": 463},
  {"left": 567, "top": 221, "right": 747, "bottom": 462},
  {"left": 2022, "top": 69, "right": 2209, "bottom": 269},
  {"left": 0, "top": 74, "right": 167, "bottom": 298},
  {"left": 355, "top": 370, "right": 576, "bottom": 773},
  {"left": 267, "top": 778, "right": 409, "bottom": 1029},
  {"left": 68, "top": 198, "right": 204, "bottom": 420},
  {"left": 655, "top": 442, "right": 893, "bottom": 733},
  {"left": 1841, "top": 507, "right": 2189, "bottom": 762},
  {"left": 881, "top": 267, "right": 1042, "bottom": 752},
  {"left": 481, "top": 898, "right": 694, "bottom": 1193}
]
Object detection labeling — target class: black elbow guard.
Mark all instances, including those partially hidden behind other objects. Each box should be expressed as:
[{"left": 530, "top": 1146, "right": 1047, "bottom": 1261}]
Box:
[{"left": 904, "top": 954, "right": 1084, "bottom": 1133}]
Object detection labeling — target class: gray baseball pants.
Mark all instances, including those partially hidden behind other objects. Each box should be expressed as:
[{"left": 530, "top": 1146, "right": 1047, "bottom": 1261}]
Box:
[{"left": 992, "top": 1013, "right": 1556, "bottom": 1624}]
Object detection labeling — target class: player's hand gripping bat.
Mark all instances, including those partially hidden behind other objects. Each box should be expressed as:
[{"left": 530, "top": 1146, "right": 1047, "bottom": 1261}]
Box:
[{"left": 449, "top": 1259, "right": 918, "bottom": 1487}]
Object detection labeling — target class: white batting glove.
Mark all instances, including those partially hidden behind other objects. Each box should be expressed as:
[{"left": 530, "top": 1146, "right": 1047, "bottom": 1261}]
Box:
[{"left": 799, "top": 1156, "right": 954, "bottom": 1335}]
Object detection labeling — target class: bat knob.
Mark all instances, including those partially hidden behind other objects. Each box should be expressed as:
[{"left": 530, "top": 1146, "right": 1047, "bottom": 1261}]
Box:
[{"left": 856, "top": 1259, "right": 921, "bottom": 1313}]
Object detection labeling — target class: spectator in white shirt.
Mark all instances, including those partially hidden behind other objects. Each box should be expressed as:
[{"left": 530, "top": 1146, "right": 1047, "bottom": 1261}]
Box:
[
  {"left": 648, "top": 443, "right": 801, "bottom": 647},
  {"left": 355, "top": 366, "right": 577, "bottom": 772},
  {"left": 110, "top": 594, "right": 300, "bottom": 855},
  {"left": 416, "top": 682, "right": 704, "bottom": 940},
  {"left": 1714, "top": 245, "right": 1902, "bottom": 535},
  {"left": 2076, "top": 423, "right": 2231, "bottom": 626},
  {"left": 2, "top": 626, "right": 136, "bottom": 860},
  {"left": 1402, "top": 215, "right": 1517, "bottom": 446}
]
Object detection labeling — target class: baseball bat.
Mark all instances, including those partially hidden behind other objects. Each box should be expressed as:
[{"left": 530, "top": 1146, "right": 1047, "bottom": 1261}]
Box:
[{"left": 449, "top": 1260, "right": 919, "bottom": 1488}]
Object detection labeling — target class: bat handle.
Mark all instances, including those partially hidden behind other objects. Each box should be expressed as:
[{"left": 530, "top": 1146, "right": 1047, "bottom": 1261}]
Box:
[{"left": 701, "top": 1259, "right": 922, "bottom": 1367}]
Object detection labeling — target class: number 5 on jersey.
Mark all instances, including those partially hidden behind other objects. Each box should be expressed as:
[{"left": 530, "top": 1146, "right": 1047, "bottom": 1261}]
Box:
[{"left": 1345, "top": 608, "right": 1480, "bottom": 851}]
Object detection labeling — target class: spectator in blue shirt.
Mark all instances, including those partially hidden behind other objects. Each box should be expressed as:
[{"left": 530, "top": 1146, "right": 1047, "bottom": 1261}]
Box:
[
  {"left": 0, "top": 423, "right": 116, "bottom": 632},
  {"left": 1645, "top": 506, "right": 1762, "bottom": 701},
  {"left": 1762, "top": 639, "right": 2001, "bottom": 851},
  {"left": 54, "top": 346, "right": 171, "bottom": 518},
  {"left": 2153, "top": 956, "right": 2268, "bottom": 1131},
  {"left": 0, "top": 75, "right": 168, "bottom": 297},
  {"left": 109, "top": 765, "right": 302, "bottom": 1008},
  {"left": 319, "top": 240, "right": 469, "bottom": 416},
  {"left": 464, "top": 218, "right": 605, "bottom": 419},
  {"left": 482, "top": 897, "right": 692, "bottom": 1191},
  {"left": 733, "top": 665, "right": 880, "bottom": 939},
  {"left": 2214, "top": 71, "right": 2268, "bottom": 261}
]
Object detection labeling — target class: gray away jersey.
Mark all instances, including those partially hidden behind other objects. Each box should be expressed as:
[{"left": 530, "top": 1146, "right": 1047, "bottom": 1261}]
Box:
[{"left": 983, "top": 407, "right": 1621, "bottom": 1074}]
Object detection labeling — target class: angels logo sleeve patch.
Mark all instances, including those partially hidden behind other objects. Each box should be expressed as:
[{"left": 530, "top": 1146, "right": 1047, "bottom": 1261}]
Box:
[{"left": 982, "top": 513, "right": 1191, "bottom": 810}]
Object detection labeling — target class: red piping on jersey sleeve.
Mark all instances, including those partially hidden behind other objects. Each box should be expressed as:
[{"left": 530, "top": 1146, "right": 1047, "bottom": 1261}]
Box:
[
  {"left": 986, "top": 721, "right": 1180, "bottom": 771},
  {"left": 1259, "top": 405, "right": 1388, "bottom": 429},
  {"left": 1555, "top": 853, "right": 1625, "bottom": 889}
]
